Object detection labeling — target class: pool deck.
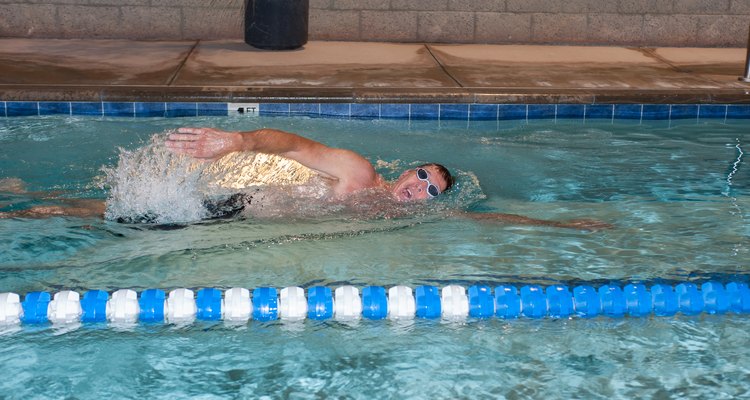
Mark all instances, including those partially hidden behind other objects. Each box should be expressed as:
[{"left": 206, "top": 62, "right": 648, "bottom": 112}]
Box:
[{"left": 2, "top": 38, "right": 750, "bottom": 104}]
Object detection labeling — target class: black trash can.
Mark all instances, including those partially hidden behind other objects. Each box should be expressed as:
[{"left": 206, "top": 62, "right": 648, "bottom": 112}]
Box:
[{"left": 244, "top": 0, "right": 309, "bottom": 50}]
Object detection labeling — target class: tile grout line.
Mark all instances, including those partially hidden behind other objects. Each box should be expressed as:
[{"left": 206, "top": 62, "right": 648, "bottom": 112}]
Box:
[
  {"left": 635, "top": 47, "right": 684, "bottom": 72},
  {"left": 640, "top": 104, "right": 643, "bottom": 125},
  {"left": 554, "top": 104, "right": 558, "bottom": 124},
  {"left": 496, "top": 104, "right": 500, "bottom": 129},
  {"left": 424, "top": 44, "right": 464, "bottom": 88},
  {"left": 697, "top": 104, "right": 700, "bottom": 124},
  {"left": 166, "top": 40, "right": 200, "bottom": 86}
]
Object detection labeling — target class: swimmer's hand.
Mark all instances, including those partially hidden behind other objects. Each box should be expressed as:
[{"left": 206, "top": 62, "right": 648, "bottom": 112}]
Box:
[
  {"left": 455, "top": 212, "right": 613, "bottom": 231},
  {"left": 165, "top": 127, "right": 243, "bottom": 160}
]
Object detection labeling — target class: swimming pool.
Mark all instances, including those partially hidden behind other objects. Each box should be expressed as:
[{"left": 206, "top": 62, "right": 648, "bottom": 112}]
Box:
[{"left": 1, "top": 112, "right": 749, "bottom": 398}]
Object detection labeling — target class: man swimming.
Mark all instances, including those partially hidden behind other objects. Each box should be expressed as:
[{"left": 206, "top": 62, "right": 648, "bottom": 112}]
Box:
[
  {"left": 0, "top": 127, "right": 610, "bottom": 230},
  {"left": 165, "top": 127, "right": 453, "bottom": 202}
]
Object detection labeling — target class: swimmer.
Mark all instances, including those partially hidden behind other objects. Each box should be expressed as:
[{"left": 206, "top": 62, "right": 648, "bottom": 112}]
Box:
[
  {"left": 0, "top": 127, "right": 611, "bottom": 230},
  {"left": 166, "top": 127, "right": 449, "bottom": 201}
]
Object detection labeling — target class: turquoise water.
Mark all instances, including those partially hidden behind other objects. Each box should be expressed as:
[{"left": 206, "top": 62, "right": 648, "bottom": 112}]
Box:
[{"left": 0, "top": 115, "right": 749, "bottom": 398}]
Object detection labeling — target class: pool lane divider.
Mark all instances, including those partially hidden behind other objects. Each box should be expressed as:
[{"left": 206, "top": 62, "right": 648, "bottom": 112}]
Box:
[{"left": 1, "top": 282, "right": 749, "bottom": 326}]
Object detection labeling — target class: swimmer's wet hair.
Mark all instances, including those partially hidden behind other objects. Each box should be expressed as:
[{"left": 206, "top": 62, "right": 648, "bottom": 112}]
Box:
[{"left": 418, "top": 163, "right": 454, "bottom": 193}]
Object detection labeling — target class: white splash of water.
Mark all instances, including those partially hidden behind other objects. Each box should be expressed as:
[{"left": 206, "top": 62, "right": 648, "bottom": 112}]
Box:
[{"left": 101, "top": 132, "right": 209, "bottom": 223}]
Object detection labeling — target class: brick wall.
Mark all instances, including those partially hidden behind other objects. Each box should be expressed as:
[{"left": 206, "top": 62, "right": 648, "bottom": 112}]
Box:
[{"left": 1, "top": 0, "right": 749, "bottom": 47}]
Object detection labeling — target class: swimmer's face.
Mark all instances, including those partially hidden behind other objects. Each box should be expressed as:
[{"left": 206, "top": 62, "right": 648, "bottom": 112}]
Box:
[{"left": 391, "top": 165, "right": 449, "bottom": 202}]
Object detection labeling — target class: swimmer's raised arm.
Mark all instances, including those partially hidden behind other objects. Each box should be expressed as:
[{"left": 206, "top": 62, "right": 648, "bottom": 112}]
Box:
[{"left": 166, "top": 127, "right": 381, "bottom": 195}]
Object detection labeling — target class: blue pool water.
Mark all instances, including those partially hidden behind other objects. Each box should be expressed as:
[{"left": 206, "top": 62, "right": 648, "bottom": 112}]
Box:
[{"left": 0, "top": 115, "right": 749, "bottom": 398}]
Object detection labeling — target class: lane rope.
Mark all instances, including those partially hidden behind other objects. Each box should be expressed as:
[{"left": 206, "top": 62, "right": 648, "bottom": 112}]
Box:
[{"left": 1, "top": 281, "right": 748, "bottom": 327}]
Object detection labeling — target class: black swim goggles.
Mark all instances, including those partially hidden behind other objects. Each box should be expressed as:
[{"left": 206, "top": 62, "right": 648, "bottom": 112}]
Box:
[{"left": 416, "top": 168, "right": 441, "bottom": 197}]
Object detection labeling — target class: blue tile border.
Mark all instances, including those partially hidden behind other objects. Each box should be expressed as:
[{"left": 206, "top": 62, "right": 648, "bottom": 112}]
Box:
[
  {"left": 498, "top": 104, "right": 527, "bottom": 120},
  {"left": 529, "top": 104, "right": 556, "bottom": 120},
  {"left": 197, "top": 102, "right": 228, "bottom": 116},
  {"left": 642, "top": 104, "right": 671, "bottom": 120},
  {"left": 670, "top": 104, "right": 699, "bottom": 120},
  {"left": 410, "top": 104, "right": 439, "bottom": 120},
  {"left": 726, "top": 104, "right": 750, "bottom": 119},
  {"left": 699, "top": 104, "right": 726, "bottom": 119},
  {"left": 352, "top": 103, "right": 380, "bottom": 119},
  {"left": 557, "top": 104, "right": 585, "bottom": 119},
  {"left": 468, "top": 104, "right": 495, "bottom": 120},
  {"left": 380, "top": 103, "right": 409, "bottom": 119},
  {"left": 135, "top": 102, "right": 166, "bottom": 117},
  {"left": 71, "top": 102, "right": 103, "bottom": 116},
  {"left": 440, "top": 104, "right": 469, "bottom": 120},
  {"left": 586, "top": 104, "right": 614, "bottom": 120},
  {"left": 1, "top": 101, "right": 749, "bottom": 122},
  {"left": 103, "top": 102, "right": 134, "bottom": 117},
  {"left": 290, "top": 103, "right": 319, "bottom": 117},
  {"left": 7, "top": 101, "right": 38, "bottom": 116},
  {"left": 614, "top": 104, "right": 642, "bottom": 119},
  {"left": 166, "top": 102, "right": 197, "bottom": 118},
  {"left": 320, "top": 103, "right": 351, "bottom": 118},
  {"left": 259, "top": 103, "right": 290, "bottom": 116},
  {"left": 39, "top": 102, "right": 71, "bottom": 115}
]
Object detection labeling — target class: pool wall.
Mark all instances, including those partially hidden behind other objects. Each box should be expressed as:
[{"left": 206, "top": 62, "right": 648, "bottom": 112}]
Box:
[
  {"left": 3, "top": 101, "right": 750, "bottom": 121},
  {"left": 1, "top": 1, "right": 747, "bottom": 47}
]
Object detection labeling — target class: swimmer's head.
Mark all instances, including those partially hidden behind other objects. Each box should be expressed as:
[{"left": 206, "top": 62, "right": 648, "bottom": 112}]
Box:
[{"left": 391, "top": 163, "right": 454, "bottom": 202}]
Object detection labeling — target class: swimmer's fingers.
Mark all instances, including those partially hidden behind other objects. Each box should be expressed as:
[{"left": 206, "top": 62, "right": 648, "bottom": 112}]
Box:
[
  {"left": 165, "top": 140, "right": 197, "bottom": 150},
  {"left": 176, "top": 127, "right": 205, "bottom": 135},
  {"left": 167, "top": 127, "right": 240, "bottom": 159},
  {"left": 165, "top": 141, "right": 204, "bottom": 159},
  {"left": 168, "top": 127, "right": 219, "bottom": 143},
  {"left": 165, "top": 139, "right": 220, "bottom": 160},
  {"left": 167, "top": 132, "right": 201, "bottom": 142},
  {"left": 175, "top": 127, "right": 226, "bottom": 136}
]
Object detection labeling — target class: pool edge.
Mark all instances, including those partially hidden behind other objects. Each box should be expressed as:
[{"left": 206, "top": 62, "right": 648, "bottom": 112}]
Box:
[{"left": 2, "top": 85, "right": 750, "bottom": 105}]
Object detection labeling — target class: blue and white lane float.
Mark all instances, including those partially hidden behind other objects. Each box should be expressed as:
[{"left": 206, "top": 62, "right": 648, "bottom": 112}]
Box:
[{"left": 1, "top": 282, "right": 749, "bottom": 326}]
